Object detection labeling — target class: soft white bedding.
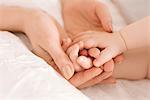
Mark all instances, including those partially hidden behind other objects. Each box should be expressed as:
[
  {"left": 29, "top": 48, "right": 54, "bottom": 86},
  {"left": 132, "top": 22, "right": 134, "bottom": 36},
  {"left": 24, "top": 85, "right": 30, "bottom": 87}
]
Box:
[
  {"left": 0, "top": 31, "right": 89, "bottom": 100},
  {"left": 112, "top": 0, "right": 150, "bottom": 23},
  {"left": 0, "top": 0, "right": 149, "bottom": 100}
]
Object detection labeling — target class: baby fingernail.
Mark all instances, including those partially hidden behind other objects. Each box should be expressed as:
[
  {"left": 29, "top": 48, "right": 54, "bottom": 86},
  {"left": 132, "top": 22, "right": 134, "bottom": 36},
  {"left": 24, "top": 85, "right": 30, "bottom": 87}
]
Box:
[
  {"left": 93, "top": 60, "right": 101, "bottom": 67},
  {"left": 61, "top": 66, "right": 73, "bottom": 79}
]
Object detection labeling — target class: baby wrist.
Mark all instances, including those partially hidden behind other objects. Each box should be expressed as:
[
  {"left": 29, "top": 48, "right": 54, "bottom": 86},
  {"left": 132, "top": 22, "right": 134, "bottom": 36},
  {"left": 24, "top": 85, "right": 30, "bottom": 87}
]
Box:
[{"left": 115, "top": 31, "right": 128, "bottom": 52}]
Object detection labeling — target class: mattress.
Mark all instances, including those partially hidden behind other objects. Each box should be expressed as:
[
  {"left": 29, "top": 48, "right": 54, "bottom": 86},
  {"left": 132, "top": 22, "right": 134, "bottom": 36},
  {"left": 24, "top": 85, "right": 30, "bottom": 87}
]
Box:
[{"left": 0, "top": 0, "right": 149, "bottom": 100}]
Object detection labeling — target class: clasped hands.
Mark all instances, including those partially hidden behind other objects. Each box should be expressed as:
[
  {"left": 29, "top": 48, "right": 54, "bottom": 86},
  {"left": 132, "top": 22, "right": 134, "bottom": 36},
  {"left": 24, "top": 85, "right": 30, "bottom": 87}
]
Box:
[
  {"left": 57, "top": 32, "right": 124, "bottom": 89},
  {"left": 27, "top": 0, "right": 124, "bottom": 89}
]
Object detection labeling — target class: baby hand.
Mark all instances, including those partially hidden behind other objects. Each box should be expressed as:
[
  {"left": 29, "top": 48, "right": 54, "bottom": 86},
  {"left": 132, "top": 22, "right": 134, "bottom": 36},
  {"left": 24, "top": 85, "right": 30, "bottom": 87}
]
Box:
[
  {"left": 73, "top": 31, "right": 127, "bottom": 67},
  {"left": 77, "top": 48, "right": 101, "bottom": 69},
  {"left": 66, "top": 42, "right": 116, "bottom": 87},
  {"left": 66, "top": 41, "right": 114, "bottom": 73}
]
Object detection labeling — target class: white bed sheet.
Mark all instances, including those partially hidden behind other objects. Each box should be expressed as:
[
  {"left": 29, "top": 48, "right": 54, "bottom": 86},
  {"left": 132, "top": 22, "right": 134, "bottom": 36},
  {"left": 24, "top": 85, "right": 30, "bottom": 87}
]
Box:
[
  {"left": 0, "top": 31, "right": 89, "bottom": 100},
  {"left": 0, "top": 0, "right": 150, "bottom": 100}
]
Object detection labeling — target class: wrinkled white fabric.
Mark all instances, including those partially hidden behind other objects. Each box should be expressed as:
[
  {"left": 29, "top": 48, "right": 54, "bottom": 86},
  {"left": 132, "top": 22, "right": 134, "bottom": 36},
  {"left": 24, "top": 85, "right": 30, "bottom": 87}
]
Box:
[{"left": 0, "top": 31, "right": 89, "bottom": 100}]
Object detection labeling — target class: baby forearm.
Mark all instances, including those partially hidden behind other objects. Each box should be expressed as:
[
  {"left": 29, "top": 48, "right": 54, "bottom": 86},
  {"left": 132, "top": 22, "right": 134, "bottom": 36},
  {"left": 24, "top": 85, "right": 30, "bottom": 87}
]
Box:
[
  {"left": 120, "top": 16, "right": 150, "bottom": 50},
  {"left": 0, "top": 6, "right": 32, "bottom": 32},
  {"left": 112, "top": 48, "right": 148, "bottom": 80}
]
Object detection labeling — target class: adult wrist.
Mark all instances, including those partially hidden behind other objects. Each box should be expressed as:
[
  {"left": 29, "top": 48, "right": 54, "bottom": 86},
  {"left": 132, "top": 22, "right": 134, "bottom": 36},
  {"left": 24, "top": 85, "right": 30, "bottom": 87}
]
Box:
[{"left": 23, "top": 9, "right": 46, "bottom": 34}]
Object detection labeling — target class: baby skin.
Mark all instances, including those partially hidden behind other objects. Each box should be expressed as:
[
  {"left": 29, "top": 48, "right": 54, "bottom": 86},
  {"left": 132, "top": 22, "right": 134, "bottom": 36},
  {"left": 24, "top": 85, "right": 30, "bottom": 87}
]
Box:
[
  {"left": 67, "top": 45, "right": 113, "bottom": 72},
  {"left": 68, "top": 17, "right": 150, "bottom": 89},
  {"left": 1, "top": 1, "right": 148, "bottom": 89}
]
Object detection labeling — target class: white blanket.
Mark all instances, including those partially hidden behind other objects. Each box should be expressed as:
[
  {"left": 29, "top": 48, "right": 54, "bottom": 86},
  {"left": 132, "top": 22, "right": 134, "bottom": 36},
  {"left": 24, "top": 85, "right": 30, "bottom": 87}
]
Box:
[
  {"left": 0, "top": 0, "right": 149, "bottom": 100},
  {"left": 0, "top": 31, "right": 89, "bottom": 100}
]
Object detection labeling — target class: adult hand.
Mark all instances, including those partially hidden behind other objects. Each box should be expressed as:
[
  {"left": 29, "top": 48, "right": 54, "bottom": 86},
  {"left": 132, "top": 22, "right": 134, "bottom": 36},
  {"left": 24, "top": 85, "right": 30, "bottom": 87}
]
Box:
[
  {"left": 62, "top": 0, "right": 112, "bottom": 35},
  {"left": 50, "top": 61, "right": 116, "bottom": 89},
  {"left": 62, "top": 0, "right": 123, "bottom": 85},
  {"left": 62, "top": 0, "right": 124, "bottom": 62},
  {"left": 69, "top": 67, "right": 116, "bottom": 89},
  {"left": 24, "top": 10, "right": 74, "bottom": 79}
]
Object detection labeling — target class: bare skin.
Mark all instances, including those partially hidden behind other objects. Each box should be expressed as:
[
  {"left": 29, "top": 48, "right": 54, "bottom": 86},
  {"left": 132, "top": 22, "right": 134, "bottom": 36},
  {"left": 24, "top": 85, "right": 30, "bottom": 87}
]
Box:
[
  {"left": 0, "top": 6, "right": 116, "bottom": 89},
  {"left": 0, "top": 6, "right": 75, "bottom": 80},
  {"left": 70, "top": 17, "right": 150, "bottom": 88},
  {"left": 0, "top": 0, "right": 125, "bottom": 89},
  {"left": 62, "top": 0, "right": 124, "bottom": 83}
]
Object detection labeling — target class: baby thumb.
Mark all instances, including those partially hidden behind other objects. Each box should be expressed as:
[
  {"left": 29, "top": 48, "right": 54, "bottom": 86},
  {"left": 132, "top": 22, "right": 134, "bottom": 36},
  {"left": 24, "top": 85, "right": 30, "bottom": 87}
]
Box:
[{"left": 93, "top": 48, "right": 114, "bottom": 67}]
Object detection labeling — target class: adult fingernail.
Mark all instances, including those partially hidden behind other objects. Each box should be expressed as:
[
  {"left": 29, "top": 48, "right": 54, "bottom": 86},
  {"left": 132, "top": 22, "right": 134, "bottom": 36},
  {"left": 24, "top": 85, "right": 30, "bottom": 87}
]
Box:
[{"left": 61, "top": 66, "right": 73, "bottom": 79}]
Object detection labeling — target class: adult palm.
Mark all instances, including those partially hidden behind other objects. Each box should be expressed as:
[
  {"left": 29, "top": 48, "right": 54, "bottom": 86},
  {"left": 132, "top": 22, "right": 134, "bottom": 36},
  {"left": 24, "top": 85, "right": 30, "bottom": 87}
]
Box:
[
  {"left": 62, "top": 0, "right": 123, "bottom": 88},
  {"left": 62, "top": 0, "right": 112, "bottom": 37}
]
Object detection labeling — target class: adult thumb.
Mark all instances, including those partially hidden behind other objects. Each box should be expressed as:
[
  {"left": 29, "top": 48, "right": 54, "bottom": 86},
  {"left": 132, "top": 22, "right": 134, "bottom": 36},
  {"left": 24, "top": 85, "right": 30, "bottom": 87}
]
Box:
[{"left": 44, "top": 43, "right": 75, "bottom": 79}]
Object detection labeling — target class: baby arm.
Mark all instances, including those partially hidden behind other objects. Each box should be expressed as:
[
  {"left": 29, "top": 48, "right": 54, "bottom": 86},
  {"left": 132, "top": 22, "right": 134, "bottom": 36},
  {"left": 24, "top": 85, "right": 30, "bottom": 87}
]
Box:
[
  {"left": 113, "top": 17, "right": 150, "bottom": 79},
  {"left": 115, "top": 16, "right": 150, "bottom": 79},
  {"left": 112, "top": 48, "right": 148, "bottom": 80},
  {"left": 72, "top": 17, "right": 150, "bottom": 80},
  {"left": 119, "top": 16, "right": 150, "bottom": 50}
]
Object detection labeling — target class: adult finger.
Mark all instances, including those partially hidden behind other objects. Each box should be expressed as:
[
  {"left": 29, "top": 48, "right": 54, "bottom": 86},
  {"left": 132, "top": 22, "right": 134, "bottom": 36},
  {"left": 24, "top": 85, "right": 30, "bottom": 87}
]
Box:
[
  {"left": 69, "top": 67, "right": 103, "bottom": 87},
  {"left": 78, "top": 77, "right": 116, "bottom": 89},
  {"left": 103, "top": 59, "right": 114, "bottom": 72},
  {"left": 32, "top": 45, "right": 53, "bottom": 64},
  {"left": 45, "top": 43, "right": 75, "bottom": 79},
  {"left": 114, "top": 54, "right": 124, "bottom": 64},
  {"left": 49, "top": 61, "right": 61, "bottom": 74},
  {"left": 95, "top": 2, "right": 112, "bottom": 32},
  {"left": 78, "top": 60, "right": 114, "bottom": 89},
  {"left": 62, "top": 38, "right": 72, "bottom": 52},
  {"left": 77, "top": 71, "right": 113, "bottom": 89},
  {"left": 32, "top": 44, "right": 63, "bottom": 75}
]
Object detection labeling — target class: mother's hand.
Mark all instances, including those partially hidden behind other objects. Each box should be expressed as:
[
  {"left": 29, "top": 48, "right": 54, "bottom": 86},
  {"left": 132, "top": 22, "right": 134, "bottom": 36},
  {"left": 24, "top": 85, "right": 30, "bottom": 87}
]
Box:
[
  {"left": 69, "top": 64, "right": 116, "bottom": 89},
  {"left": 62, "top": 0, "right": 112, "bottom": 35},
  {"left": 50, "top": 60, "right": 115, "bottom": 89},
  {"left": 62, "top": 0, "right": 124, "bottom": 63},
  {"left": 48, "top": 38, "right": 115, "bottom": 89}
]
